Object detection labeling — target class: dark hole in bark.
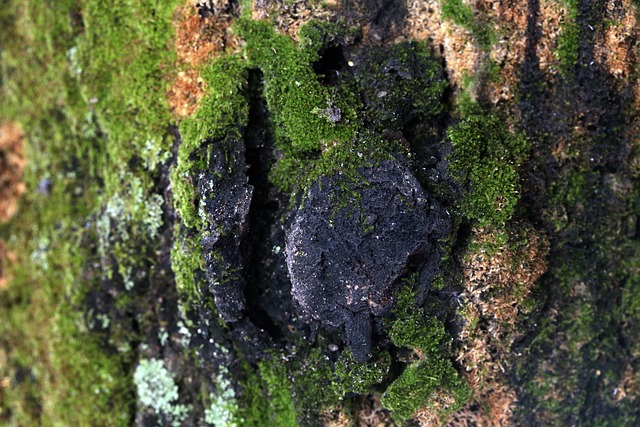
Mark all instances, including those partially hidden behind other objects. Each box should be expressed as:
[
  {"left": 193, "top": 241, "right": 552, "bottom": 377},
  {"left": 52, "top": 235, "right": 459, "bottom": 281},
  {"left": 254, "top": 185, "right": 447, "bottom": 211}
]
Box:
[{"left": 313, "top": 45, "right": 349, "bottom": 86}]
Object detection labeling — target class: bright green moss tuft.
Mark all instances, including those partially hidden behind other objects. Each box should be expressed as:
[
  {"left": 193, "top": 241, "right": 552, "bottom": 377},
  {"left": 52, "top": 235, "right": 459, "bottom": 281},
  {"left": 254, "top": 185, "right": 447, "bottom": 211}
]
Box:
[
  {"left": 441, "top": 0, "right": 474, "bottom": 28},
  {"left": 382, "top": 358, "right": 470, "bottom": 421},
  {"left": 333, "top": 350, "right": 391, "bottom": 395},
  {"left": 447, "top": 115, "right": 529, "bottom": 226},
  {"left": 382, "top": 276, "right": 471, "bottom": 422},
  {"left": 236, "top": 18, "right": 356, "bottom": 155},
  {"left": 257, "top": 362, "right": 299, "bottom": 427},
  {"left": 390, "top": 312, "right": 448, "bottom": 353}
]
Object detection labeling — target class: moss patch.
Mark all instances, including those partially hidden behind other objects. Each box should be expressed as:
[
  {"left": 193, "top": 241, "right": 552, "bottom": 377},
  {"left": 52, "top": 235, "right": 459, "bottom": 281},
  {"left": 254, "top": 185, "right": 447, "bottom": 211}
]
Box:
[{"left": 447, "top": 114, "right": 530, "bottom": 227}]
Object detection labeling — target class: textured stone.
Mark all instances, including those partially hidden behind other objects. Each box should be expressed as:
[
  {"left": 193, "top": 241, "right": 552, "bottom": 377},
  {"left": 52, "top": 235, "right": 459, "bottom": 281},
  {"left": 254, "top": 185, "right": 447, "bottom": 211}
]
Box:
[{"left": 285, "top": 158, "right": 450, "bottom": 361}]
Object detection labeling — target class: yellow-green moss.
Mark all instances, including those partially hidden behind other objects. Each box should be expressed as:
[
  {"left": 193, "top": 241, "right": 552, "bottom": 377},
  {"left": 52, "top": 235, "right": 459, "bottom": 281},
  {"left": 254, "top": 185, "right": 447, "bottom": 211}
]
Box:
[{"left": 447, "top": 114, "right": 529, "bottom": 226}]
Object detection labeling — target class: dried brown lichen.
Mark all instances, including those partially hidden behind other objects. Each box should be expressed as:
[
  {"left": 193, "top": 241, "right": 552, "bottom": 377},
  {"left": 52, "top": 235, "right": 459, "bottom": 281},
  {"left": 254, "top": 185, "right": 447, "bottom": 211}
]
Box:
[
  {"left": 0, "top": 121, "right": 25, "bottom": 223},
  {"left": 354, "top": 393, "right": 395, "bottom": 427},
  {"left": 445, "top": 225, "right": 549, "bottom": 427},
  {"left": 167, "top": 0, "right": 241, "bottom": 118}
]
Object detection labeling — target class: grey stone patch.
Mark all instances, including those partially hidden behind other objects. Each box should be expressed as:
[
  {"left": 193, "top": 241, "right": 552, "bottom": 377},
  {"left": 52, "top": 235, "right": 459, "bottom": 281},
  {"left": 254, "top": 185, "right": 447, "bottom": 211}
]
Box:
[{"left": 285, "top": 158, "right": 451, "bottom": 361}]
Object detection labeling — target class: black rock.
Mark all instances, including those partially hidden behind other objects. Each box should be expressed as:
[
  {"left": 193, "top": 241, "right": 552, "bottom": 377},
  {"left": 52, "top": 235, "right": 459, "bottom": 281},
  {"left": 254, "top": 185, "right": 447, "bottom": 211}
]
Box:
[
  {"left": 285, "top": 158, "right": 451, "bottom": 361},
  {"left": 198, "top": 134, "right": 253, "bottom": 322}
]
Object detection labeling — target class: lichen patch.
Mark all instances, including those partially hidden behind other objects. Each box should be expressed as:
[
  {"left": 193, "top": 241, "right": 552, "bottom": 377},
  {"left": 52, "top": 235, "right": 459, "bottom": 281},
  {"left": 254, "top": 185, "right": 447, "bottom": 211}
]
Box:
[{"left": 0, "top": 121, "right": 25, "bottom": 223}]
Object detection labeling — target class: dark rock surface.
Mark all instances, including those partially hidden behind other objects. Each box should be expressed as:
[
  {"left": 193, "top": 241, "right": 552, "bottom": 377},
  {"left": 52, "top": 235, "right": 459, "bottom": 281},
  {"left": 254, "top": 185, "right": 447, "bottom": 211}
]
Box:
[
  {"left": 285, "top": 157, "right": 451, "bottom": 361},
  {"left": 198, "top": 134, "right": 253, "bottom": 322}
]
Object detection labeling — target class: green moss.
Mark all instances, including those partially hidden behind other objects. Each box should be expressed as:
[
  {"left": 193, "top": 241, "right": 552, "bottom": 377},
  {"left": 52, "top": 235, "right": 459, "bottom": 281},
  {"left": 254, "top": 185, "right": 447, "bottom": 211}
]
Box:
[
  {"left": 0, "top": 0, "right": 183, "bottom": 423},
  {"left": 390, "top": 312, "right": 448, "bottom": 353},
  {"left": 236, "top": 19, "right": 356, "bottom": 156},
  {"left": 257, "top": 362, "right": 299, "bottom": 427},
  {"left": 441, "top": 0, "right": 496, "bottom": 50},
  {"left": 441, "top": 0, "right": 474, "bottom": 28},
  {"left": 171, "top": 225, "right": 206, "bottom": 307},
  {"left": 383, "top": 358, "right": 470, "bottom": 422},
  {"left": 556, "top": 0, "right": 580, "bottom": 76},
  {"left": 447, "top": 114, "right": 530, "bottom": 226},
  {"left": 333, "top": 350, "right": 391, "bottom": 395},
  {"left": 77, "top": 0, "right": 180, "bottom": 179},
  {"left": 379, "top": 276, "right": 471, "bottom": 422}
]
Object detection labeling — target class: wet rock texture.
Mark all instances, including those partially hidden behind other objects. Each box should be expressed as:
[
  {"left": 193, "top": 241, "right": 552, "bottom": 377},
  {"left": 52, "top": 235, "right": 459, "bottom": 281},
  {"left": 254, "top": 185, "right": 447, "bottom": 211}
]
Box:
[{"left": 286, "top": 158, "right": 451, "bottom": 361}]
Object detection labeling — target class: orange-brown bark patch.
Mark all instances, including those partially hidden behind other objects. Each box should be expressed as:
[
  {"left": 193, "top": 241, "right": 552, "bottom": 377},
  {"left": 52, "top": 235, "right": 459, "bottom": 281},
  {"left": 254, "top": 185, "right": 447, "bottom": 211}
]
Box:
[
  {"left": 0, "top": 121, "right": 26, "bottom": 223},
  {"left": 594, "top": 0, "right": 639, "bottom": 81},
  {"left": 404, "top": 0, "right": 482, "bottom": 91},
  {"left": 167, "top": 0, "right": 241, "bottom": 119}
]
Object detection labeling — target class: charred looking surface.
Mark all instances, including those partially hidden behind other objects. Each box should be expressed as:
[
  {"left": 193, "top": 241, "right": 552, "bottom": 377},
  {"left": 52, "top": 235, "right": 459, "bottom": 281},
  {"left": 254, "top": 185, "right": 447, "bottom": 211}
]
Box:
[
  {"left": 198, "top": 134, "right": 252, "bottom": 323},
  {"left": 197, "top": 39, "right": 451, "bottom": 366},
  {"left": 286, "top": 159, "right": 451, "bottom": 361},
  {"left": 197, "top": 70, "right": 297, "bottom": 353},
  {"left": 240, "top": 69, "right": 296, "bottom": 342}
]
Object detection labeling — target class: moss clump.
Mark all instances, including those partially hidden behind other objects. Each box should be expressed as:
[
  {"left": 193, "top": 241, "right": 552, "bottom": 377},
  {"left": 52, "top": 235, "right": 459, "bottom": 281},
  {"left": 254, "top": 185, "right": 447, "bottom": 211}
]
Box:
[
  {"left": 256, "top": 362, "right": 299, "bottom": 427},
  {"left": 171, "top": 224, "right": 206, "bottom": 307},
  {"left": 243, "top": 347, "right": 390, "bottom": 425},
  {"left": 381, "top": 278, "right": 471, "bottom": 422},
  {"left": 556, "top": 0, "right": 580, "bottom": 76},
  {"left": 383, "top": 357, "right": 470, "bottom": 422},
  {"left": 296, "top": 348, "right": 390, "bottom": 410},
  {"left": 441, "top": 0, "right": 496, "bottom": 50},
  {"left": 383, "top": 309, "right": 471, "bottom": 421},
  {"left": 235, "top": 19, "right": 447, "bottom": 194},
  {"left": 334, "top": 350, "right": 391, "bottom": 395},
  {"left": 235, "top": 18, "right": 356, "bottom": 155},
  {"left": 390, "top": 312, "right": 448, "bottom": 353},
  {"left": 447, "top": 115, "right": 529, "bottom": 226},
  {"left": 441, "top": 0, "right": 474, "bottom": 28}
]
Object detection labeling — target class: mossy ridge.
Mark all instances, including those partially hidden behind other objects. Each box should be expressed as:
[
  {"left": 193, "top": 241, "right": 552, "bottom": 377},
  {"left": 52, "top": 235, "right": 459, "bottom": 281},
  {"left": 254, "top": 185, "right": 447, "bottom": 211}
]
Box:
[
  {"left": 170, "top": 54, "right": 249, "bottom": 309},
  {"left": 172, "top": 55, "right": 249, "bottom": 231}
]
